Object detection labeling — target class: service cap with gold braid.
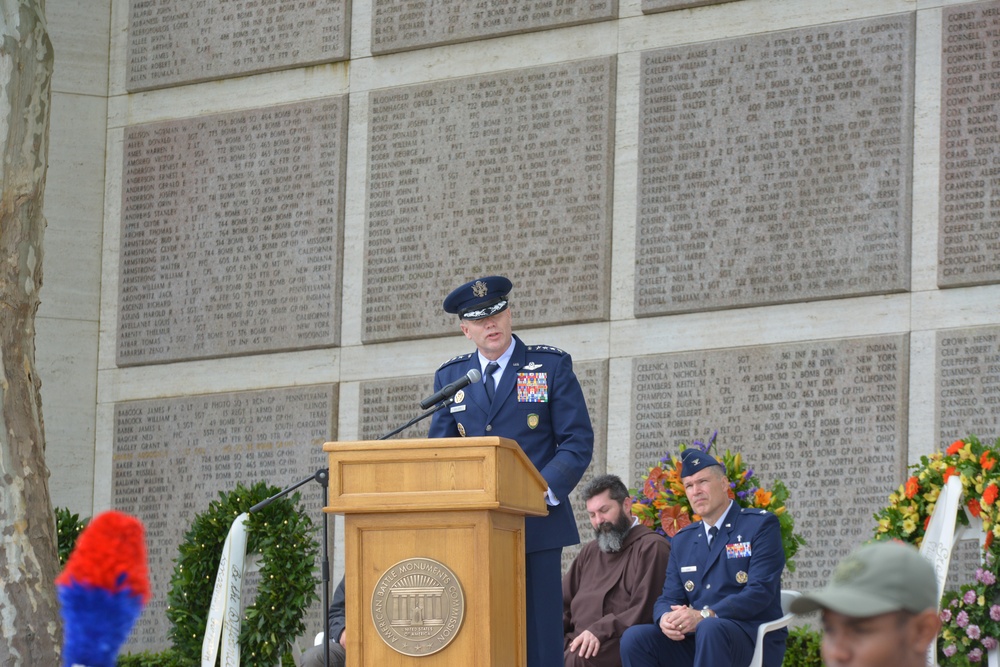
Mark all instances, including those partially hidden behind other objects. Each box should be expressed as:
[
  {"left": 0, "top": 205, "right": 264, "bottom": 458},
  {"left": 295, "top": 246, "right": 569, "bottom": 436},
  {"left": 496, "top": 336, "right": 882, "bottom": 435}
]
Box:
[{"left": 443, "top": 275, "right": 512, "bottom": 320}]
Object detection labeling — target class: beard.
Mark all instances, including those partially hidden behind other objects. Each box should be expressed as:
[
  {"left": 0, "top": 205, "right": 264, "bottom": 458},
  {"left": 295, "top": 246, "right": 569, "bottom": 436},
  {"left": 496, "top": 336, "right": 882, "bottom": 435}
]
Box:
[{"left": 594, "top": 509, "right": 633, "bottom": 553}]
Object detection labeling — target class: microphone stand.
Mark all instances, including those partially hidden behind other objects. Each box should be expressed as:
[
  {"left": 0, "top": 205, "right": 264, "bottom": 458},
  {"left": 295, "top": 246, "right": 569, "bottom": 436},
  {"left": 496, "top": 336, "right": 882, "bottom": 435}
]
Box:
[
  {"left": 247, "top": 397, "right": 454, "bottom": 667},
  {"left": 378, "top": 397, "right": 453, "bottom": 440},
  {"left": 249, "top": 468, "right": 330, "bottom": 667}
]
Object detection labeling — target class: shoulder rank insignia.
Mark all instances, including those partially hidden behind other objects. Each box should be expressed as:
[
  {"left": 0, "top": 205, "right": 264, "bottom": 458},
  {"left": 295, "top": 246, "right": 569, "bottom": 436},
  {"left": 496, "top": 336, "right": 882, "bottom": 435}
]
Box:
[
  {"left": 525, "top": 344, "right": 566, "bottom": 355},
  {"left": 438, "top": 352, "right": 473, "bottom": 369}
]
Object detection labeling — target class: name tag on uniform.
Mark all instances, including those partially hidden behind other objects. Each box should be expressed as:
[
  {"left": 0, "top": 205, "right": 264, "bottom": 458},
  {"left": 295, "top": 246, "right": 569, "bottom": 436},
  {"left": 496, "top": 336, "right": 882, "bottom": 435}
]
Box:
[
  {"left": 450, "top": 405, "right": 467, "bottom": 413},
  {"left": 681, "top": 566, "right": 698, "bottom": 573}
]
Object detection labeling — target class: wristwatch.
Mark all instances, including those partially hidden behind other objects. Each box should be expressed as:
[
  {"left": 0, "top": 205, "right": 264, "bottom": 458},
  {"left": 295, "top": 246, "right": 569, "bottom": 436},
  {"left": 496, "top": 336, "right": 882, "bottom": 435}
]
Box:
[{"left": 700, "top": 608, "right": 713, "bottom": 619}]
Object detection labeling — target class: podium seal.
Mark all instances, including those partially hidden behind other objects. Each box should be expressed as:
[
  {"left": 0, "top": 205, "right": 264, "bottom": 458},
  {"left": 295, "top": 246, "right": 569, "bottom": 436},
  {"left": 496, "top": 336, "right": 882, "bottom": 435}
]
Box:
[{"left": 370, "top": 557, "right": 466, "bottom": 656}]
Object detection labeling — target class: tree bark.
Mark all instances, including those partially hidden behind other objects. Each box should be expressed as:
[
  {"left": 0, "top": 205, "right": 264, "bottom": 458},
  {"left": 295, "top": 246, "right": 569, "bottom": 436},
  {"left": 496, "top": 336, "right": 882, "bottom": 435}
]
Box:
[{"left": 0, "top": 0, "right": 60, "bottom": 663}]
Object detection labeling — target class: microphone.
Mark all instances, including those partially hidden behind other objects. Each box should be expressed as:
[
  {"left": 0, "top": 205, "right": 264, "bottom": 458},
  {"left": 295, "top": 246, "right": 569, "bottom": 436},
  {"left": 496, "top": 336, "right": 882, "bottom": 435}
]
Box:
[{"left": 420, "top": 368, "right": 482, "bottom": 409}]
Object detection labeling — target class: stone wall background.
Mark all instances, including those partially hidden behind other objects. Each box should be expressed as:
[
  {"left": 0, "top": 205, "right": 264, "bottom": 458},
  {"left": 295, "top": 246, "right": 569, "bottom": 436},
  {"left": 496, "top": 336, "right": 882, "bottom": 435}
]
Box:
[{"left": 35, "top": 0, "right": 1000, "bottom": 654}]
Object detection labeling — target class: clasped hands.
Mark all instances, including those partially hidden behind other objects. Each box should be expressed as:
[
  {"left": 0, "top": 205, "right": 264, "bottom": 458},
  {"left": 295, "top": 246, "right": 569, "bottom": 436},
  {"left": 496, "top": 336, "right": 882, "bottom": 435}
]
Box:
[{"left": 658, "top": 605, "right": 705, "bottom": 640}]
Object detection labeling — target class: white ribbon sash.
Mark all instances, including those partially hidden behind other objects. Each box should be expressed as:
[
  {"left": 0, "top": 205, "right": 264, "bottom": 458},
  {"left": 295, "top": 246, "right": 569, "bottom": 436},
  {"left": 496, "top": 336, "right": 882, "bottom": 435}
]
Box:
[{"left": 202, "top": 512, "right": 249, "bottom": 667}]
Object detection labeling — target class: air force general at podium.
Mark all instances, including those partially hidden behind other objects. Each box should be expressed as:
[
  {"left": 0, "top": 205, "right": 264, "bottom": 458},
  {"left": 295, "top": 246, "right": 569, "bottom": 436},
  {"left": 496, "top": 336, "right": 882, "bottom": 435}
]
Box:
[{"left": 427, "top": 275, "right": 594, "bottom": 667}]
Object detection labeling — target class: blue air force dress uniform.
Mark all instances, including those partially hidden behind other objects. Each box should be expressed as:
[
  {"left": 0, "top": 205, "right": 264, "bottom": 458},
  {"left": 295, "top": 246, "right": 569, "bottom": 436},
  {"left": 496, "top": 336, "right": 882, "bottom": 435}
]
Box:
[
  {"left": 620, "top": 450, "right": 787, "bottom": 667},
  {"left": 427, "top": 276, "right": 594, "bottom": 667}
]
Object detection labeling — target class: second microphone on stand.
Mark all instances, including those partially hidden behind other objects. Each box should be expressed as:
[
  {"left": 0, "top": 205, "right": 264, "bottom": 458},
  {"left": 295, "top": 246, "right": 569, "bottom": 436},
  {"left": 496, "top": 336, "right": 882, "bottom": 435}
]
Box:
[{"left": 419, "top": 368, "right": 482, "bottom": 409}]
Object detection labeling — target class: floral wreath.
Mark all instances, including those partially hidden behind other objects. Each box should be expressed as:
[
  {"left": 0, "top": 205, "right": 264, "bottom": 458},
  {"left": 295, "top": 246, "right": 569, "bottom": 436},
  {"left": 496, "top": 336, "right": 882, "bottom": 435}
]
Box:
[
  {"left": 166, "top": 481, "right": 319, "bottom": 664},
  {"left": 631, "top": 431, "right": 806, "bottom": 572},
  {"left": 874, "top": 435, "right": 1000, "bottom": 666}
]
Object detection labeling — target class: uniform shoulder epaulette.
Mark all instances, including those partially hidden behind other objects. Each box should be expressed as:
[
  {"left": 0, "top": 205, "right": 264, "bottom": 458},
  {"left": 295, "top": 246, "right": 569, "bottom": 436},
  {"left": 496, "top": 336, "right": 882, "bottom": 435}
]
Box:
[
  {"left": 438, "top": 352, "right": 473, "bottom": 369},
  {"left": 525, "top": 344, "right": 567, "bottom": 355},
  {"left": 740, "top": 507, "right": 773, "bottom": 517},
  {"left": 675, "top": 521, "right": 701, "bottom": 536}
]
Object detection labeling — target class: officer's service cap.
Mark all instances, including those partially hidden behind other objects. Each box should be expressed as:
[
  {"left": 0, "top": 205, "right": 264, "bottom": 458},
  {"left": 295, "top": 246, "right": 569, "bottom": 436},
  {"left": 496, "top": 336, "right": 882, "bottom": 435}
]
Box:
[
  {"left": 444, "top": 276, "right": 512, "bottom": 320},
  {"left": 679, "top": 448, "right": 723, "bottom": 478}
]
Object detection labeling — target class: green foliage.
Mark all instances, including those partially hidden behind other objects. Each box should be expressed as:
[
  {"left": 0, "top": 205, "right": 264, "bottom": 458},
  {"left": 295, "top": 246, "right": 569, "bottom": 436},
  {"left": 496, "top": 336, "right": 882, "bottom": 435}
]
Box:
[
  {"left": 165, "top": 481, "right": 320, "bottom": 666},
  {"left": 55, "top": 507, "right": 89, "bottom": 566},
  {"left": 117, "top": 648, "right": 191, "bottom": 666},
  {"left": 782, "top": 626, "right": 823, "bottom": 667},
  {"left": 116, "top": 649, "right": 296, "bottom": 666}
]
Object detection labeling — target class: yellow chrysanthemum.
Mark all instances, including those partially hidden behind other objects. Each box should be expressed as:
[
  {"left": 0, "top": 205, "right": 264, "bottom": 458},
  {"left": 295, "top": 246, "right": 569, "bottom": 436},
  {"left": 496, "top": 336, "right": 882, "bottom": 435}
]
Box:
[{"left": 902, "top": 518, "right": 917, "bottom": 534}]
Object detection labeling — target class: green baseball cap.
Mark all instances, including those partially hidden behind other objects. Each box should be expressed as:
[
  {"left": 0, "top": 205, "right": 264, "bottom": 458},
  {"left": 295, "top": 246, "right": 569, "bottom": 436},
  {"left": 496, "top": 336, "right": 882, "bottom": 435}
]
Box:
[{"left": 790, "top": 541, "right": 938, "bottom": 616}]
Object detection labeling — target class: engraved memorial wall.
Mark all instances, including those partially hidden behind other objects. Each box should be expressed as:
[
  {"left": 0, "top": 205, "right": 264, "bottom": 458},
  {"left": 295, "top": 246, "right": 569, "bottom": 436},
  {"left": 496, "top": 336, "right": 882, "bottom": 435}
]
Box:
[
  {"left": 631, "top": 335, "right": 908, "bottom": 589},
  {"left": 936, "top": 325, "right": 1000, "bottom": 442},
  {"left": 371, "top": 0, "right": 616, "bottom": 55},
  {"left": 113, "top": 384, "right": 338, "bottom": 650},
  {"left": 938, "top": 1, "right": 1000, "bottom": 287},
  {"left": 117, "top": 97, "right": 347, "bottom": 365},
  {"left": 636, "top": 15, "right": 915, "bottom": 315},
  {"left": 126, "top": 0, "right": 349, "bottom": 91},
  {"left": 362, "top": 57, "right": 616, "bottom": 343}
]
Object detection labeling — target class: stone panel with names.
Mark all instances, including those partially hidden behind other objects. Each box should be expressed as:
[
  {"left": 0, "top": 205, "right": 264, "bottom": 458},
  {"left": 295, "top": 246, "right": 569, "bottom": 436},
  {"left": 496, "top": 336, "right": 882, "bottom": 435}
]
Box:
[
  {"left": 631, "top": 335, "right": 908, "bottom": 590},
  {"left": 113, "top": 384, "right": 338, "bottom": 652},
  {"left": 363, "top": 57, "right": 615, "bottom": 342},
  {"left": 358, "top": 376, "right": 436, "bottom": 440},
  {"left": 117, "top": 97, "right": 347, "bottom": 366},
  {"left": 936, "top": 326, "right": 1000, "bottom": 443},
  {"left": 642, "top": 0, "right": 740, "bottom": 15},
  {"left": 938, "top": 1, "right": 1000, "bottom": 287},
  {"left": 370, "top": 0, "right": 616, "bottom": 55},
  {"left": 126, "top": 0, "right": 349, "bottom": 92},
  {"left": 636, "top": 15, "right": 914, "bottom": 315}
]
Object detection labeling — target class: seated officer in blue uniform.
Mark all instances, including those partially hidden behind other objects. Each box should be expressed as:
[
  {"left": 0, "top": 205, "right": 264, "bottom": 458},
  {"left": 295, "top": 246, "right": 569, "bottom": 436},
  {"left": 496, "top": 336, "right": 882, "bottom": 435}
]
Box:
[
  {"left": 427, "top": 275, "right": 594, "bottom": 667},
  {"left": 620, "top": 449, "right": 786, "bottom": 667}
]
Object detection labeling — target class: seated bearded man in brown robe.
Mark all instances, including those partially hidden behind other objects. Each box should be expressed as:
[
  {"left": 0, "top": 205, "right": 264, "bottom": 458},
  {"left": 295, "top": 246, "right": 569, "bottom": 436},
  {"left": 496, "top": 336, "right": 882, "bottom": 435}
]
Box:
[{"left": 563, "top": 474, "right": 672, "bottom": 667}]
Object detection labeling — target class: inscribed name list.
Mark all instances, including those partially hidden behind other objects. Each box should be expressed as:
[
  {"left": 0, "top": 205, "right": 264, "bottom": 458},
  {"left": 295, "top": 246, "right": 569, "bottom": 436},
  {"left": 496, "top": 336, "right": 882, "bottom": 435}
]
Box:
[
  {"left": 113, "top": 385, "right": 337, "bottom": 652},
  {"left": 938, "top": 1, "right": 1000, "bottom": 287},
  {"left": 937, "top": 325, "right": 1000, "bottom": 442},
  {"left": 370, "top": 0, "right": 616, "bottom": 55},
  {"left": 363, "top": 57, "right": 616, "bottom": 342},
  {"left": 636, "top": 15, "right": 914, "bottom": 315},
  {"left": 126, "top": 0, "right": 348, "bottom": 92},
  {"left": 630, "top": 335, "right": 908, "bottom": 590},
  {"left": 118, "top": 97, "right": 346, "bottom": 366}
]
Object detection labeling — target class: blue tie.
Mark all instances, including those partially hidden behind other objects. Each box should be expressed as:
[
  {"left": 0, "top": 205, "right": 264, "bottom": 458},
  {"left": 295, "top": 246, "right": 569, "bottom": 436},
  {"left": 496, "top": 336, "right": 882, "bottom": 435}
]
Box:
[
  {"left": 484, "top": 361, "right": 499, "bottom": 402},
  {"left": 708, "top": 525, "right": 719, "bottom": 546}
]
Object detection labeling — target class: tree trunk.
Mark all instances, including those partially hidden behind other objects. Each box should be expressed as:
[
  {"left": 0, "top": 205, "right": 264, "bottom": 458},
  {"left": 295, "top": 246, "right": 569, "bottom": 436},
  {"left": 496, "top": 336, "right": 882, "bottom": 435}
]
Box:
[{"left": 0, "top": 0, "right": 60, "bottom": 663}]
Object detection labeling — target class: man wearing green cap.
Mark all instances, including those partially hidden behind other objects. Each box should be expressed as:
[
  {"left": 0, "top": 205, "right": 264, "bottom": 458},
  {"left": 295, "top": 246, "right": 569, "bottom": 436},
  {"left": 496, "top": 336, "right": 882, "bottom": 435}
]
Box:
[{"left": 789, "top": 540, "right": 941, "bottom": 667}]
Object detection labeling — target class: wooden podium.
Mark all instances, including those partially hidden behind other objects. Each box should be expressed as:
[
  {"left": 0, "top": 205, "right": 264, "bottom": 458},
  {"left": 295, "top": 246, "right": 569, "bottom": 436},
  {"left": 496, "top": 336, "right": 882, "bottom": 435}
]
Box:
[{"left": 324, "top": 436, "right": 548, "bottom": 666}]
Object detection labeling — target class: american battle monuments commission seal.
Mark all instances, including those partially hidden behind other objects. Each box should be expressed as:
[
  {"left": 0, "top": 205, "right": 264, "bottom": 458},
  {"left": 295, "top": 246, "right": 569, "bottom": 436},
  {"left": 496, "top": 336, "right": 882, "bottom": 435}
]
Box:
[{"left": 371, "top": 557, "right": 466, "bottom": 656}]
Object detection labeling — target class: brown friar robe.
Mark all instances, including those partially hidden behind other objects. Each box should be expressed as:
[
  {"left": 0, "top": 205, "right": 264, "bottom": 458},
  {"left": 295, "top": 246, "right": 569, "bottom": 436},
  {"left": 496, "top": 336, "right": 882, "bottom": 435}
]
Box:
[{"left": 562, "top": 524, "right": 672, "bottom": 667}]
